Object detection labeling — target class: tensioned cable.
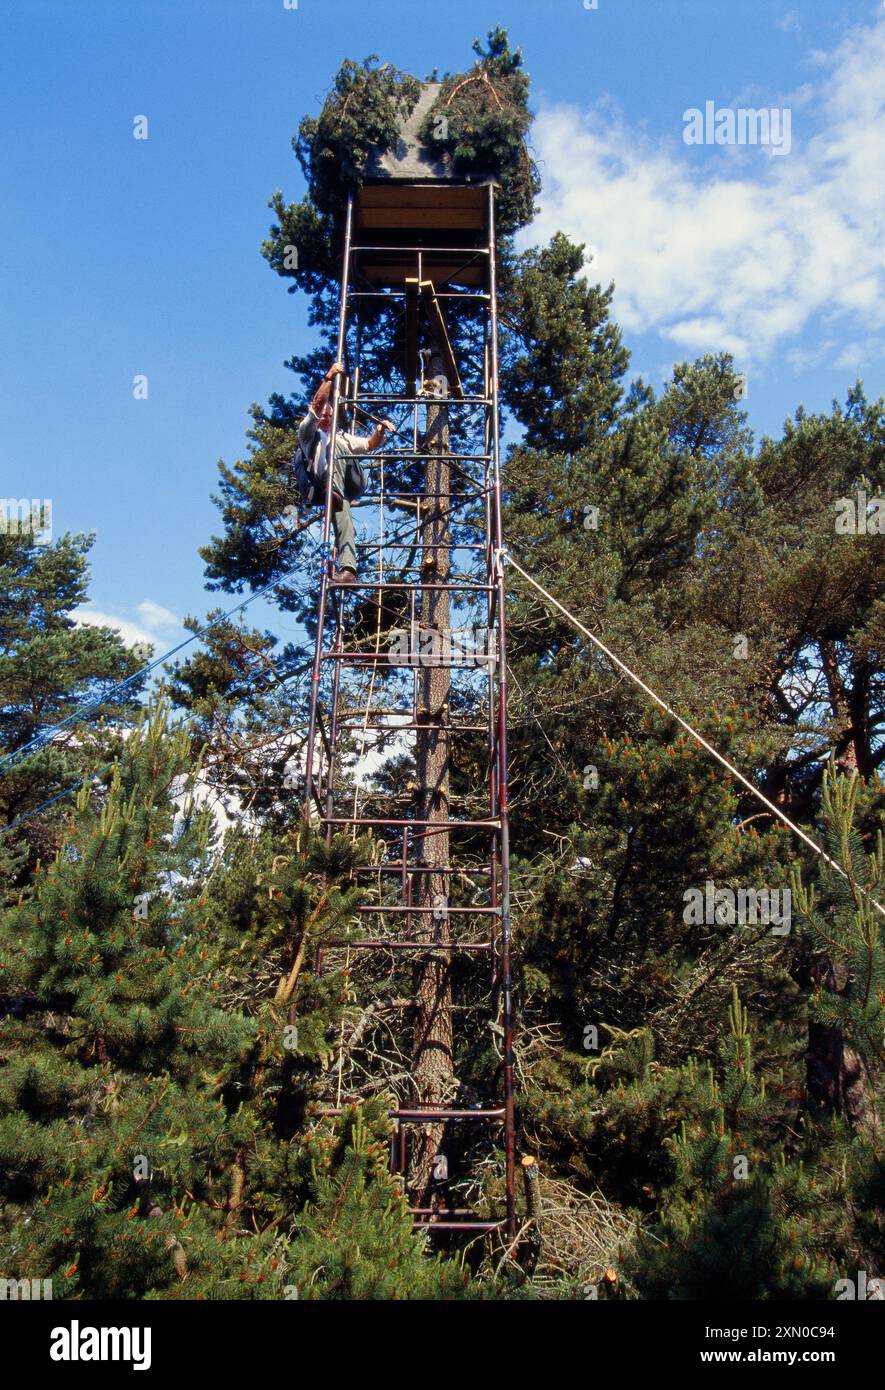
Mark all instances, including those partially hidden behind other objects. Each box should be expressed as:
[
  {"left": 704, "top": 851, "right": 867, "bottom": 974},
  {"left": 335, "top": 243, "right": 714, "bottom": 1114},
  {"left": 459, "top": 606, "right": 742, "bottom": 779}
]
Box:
[
  {"left": 0, "top": 763, "right": 116, "bottom": 839},
  {"left": 502, "top": 549, "right": 885, "bottom": 919}
]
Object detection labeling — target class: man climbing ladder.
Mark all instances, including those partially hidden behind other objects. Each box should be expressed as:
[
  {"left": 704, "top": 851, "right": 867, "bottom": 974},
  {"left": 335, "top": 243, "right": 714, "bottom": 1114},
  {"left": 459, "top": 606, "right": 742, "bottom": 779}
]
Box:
[{"left": 296, "top": 361, "right": 394, "bottom": 584}]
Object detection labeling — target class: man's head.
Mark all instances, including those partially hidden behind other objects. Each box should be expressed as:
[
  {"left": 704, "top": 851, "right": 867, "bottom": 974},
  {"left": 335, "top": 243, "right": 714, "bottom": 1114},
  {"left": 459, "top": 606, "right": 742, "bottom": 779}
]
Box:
[{"left": 319, "top": 400, "right": 349, "bottom": 434}]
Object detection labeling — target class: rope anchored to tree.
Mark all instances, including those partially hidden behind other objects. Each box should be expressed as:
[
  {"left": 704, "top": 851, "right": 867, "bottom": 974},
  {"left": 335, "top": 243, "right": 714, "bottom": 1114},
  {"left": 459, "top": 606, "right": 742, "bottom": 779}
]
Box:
[{"left": 503, "top": 550, "right": 885, "bottom": 920}]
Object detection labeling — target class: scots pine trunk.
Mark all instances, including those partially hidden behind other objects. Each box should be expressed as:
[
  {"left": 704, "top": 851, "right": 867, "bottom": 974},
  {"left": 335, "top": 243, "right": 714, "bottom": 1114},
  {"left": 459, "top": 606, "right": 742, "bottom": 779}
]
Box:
[{"left": 410, "top": 345, "right": 454, "bottom": 1207}]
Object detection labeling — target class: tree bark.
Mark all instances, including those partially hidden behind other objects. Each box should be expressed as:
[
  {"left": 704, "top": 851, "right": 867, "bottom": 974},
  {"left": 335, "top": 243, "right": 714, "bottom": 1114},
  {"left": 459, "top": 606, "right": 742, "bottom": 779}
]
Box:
[
  {"left": 820, "top": 639, "right": 873, "bottom": 778},
  {"left": 800, "top": 954, "right": 878, "bottom": 1138},
  {"left": 409, "top": 346, "right": 455, "bottom": 1208}
]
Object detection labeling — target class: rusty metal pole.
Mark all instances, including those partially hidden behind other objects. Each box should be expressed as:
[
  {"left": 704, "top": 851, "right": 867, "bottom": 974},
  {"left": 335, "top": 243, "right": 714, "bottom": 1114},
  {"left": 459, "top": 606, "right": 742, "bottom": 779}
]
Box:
[
  {"left": 324, "top": 612, "right": 344, "bottom": 844},
  {"left": 303, "top": 195, "right": 353, "bottom": 816},
  {"left": 487, "top": 183, "right": 516, "bottom": 1238},
  {"left": 483, "top": 333, "right": 500, "bottom": 994}
]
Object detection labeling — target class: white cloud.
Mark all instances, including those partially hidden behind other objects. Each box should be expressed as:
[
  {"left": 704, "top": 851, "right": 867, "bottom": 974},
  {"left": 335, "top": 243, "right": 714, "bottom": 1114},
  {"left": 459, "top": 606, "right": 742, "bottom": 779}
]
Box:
[
  {"left": 136, "top": 599, "right": 179, "bottom": 631},
  {"left": 833, "top": 338, "right": 881, "bottom": 373},
  {"left": 522, "top": 15, "right": 885, "bottom": 368},
  {"left": 76, "top": 609, "right": 157, "bottom": 652},
  {"left": 74, "top": 598, "right": 181, "bottom": 652}
]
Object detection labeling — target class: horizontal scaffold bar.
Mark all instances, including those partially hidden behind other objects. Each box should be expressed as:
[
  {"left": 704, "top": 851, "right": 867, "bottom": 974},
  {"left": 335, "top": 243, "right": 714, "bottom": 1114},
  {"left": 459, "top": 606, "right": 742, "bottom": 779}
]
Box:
[
  {"left": 349, "top": 290, "right": 491, "bottom": 302},
  {"left": 335, "top": 722, "right": 490, "bottom": 732},
  {"left": 322, "top": 816, "right": 500, "bottom": 829},
  {"left": 327, "top": 581, "right": 494, "bottom": 592},
  {"left": 407, "top": 1207, "right": 478, "bottom": 1217},
  {"left": 320, "top": 654, "right": 497, "bottom": 669},
  {"left": 351, "top": 244, "right": 491, "bottom": 255},
  {"left": 394, "top": 1108, "right": 505, "bottom": 1121},
  {"left": 322, "top": 939, "right": 491, "bottom": 951},
  {"left": 353, "top": 451, "right": 492, "bottom": 462},
  {"left": 349, "top": 865, "right": 492, "bottom": 875},
  {"left": 417, "top": 1221, "right": 504, "bottom": 1232},
  {"left": 315, "top": 1106, "right": 505, "bottom": 1121},
  {"left": 355, "top": 542, "right": 486, "bottom": 551},
  {"left": 353, "top": 492, "right": 486, "bottom": 502},
  {"left": 343, "top": 394, "right": 489, "bottom": 405},
  {"left": 356, "top": 904, "right": 500, "bottom": 915}
]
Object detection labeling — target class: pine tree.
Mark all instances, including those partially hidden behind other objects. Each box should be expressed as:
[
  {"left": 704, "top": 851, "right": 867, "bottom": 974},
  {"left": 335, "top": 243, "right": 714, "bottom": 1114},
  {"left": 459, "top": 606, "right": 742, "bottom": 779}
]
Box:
[
  {"left": 500, "top": 231, "right": 629, "bottom": 453},
  {"left": 791, "top": 765, "right": 884, "bottom": 1137},
  {"left": 617, "top": 992, "right": 835, "bottom": 1300},
  {"left": 282, "top": 1101, "right": 480, "bottom": 1299},
  {"left": 0, "top": 696, "right": 260, "bottom": 1297},
  {"left": 0, "top": 529, "right": 144, "bottom": 891}
]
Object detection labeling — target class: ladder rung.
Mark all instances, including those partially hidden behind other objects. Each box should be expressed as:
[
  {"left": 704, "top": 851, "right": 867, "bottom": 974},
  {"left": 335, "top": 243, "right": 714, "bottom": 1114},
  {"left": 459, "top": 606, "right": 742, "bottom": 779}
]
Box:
[
  {"left": 322, "top": 655, "right": 496, "bottom": 669},
  {"left": 323, "top": 939, "right": 490, "bottom": 951},
  {"left": 392, "top": 1108, "right": 505, "bottom": 1121},
  {"left": 322, "top": 816, "right": 500, "bottom": 829},
  {"left": 337, "top": 722, "right": 489, "bottom": 732},
  {"left": 362, "top": 452, "right": 492, "bottom": 463},
  {"left": 407, "top": 1207, "right": 477, "bottom": 1216},
  {"left": 350, "top": 865, "right": 492, "bottom": 875},
  {"left": 343, "top": 394, "right": 490, "bottom": 405},
  {"left": 314, "top": 1106, "right": 504, "bottom": 1120},
  {"left": 356, "top": 904, "right": 499, "bottom": 915},
  {"left": 347, "top": 290, "right": 490, "bottom": 302},
  {"left": 328, "top": 581, "right": 494, "bottom": 592},
  {"left": 355, "top": 542, "right": 486, "bottom": 550},
  {"left": 354, "top": 494, "right": 483, "bottom": 505},
  {"left": 336, "top": 708, "right": 483, "bottom": 718},
  {"left": 328, "top": 579, "right": 491, "bottom": 589},
  {"left": 349, "top": 245, "right": 491, "bottom": 255},
  {"left": 416, "top": 1220, "right": 504, "bottom": 1232}
]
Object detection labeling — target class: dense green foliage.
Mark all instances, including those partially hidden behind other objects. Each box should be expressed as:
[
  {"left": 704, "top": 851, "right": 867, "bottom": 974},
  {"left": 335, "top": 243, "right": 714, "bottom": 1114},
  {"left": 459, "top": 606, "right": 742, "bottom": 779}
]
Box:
[
  {"left": 0, "top": 699, "right": 486, "bottom": 1298},
  {"left": 421, "top": 29, "right": 540, "bottom": 233},
  {"left": 0, "top": 530, "right": 143, "bottom": 896},
  {"left": 295, "top": 58, "right": 421, "bottom": 222}
]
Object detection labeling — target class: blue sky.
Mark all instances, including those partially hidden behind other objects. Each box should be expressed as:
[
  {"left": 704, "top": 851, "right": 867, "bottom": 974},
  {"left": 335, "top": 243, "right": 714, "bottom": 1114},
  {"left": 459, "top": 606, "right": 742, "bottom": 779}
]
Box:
[{"left": 2, "top": 0, "right": 883, "bottom": 657}]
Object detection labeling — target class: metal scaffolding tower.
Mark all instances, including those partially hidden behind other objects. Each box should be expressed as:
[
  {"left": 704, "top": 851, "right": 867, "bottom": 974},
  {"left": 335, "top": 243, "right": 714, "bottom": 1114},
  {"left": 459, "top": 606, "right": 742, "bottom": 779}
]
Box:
[{"left": 302, "top": 172, "right": 515, "bottom": 1239}]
